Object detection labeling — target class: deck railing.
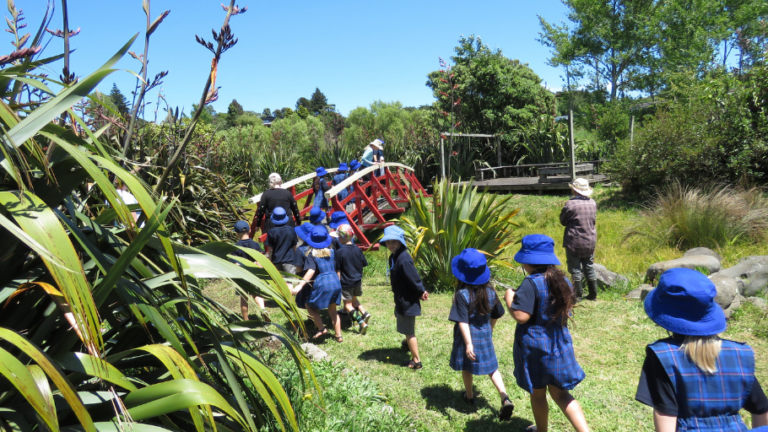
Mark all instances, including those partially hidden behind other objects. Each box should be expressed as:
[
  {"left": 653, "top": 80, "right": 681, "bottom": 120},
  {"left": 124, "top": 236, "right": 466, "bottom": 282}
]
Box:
[{"left": 475, "top": 160, "right": 609, "bottom": 180}]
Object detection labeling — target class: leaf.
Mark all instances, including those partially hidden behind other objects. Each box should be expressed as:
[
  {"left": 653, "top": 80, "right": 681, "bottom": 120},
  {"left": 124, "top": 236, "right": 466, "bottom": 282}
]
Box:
[{"left": 0, "top": 347, "right": 59, "bottom": 432}]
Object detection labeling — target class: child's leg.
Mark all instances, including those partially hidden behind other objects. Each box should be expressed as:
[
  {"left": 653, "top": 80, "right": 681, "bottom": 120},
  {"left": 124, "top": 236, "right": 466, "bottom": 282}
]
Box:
[
  {"left": 253, "top": 296, "right": 265, "bottom": 310},
  {"left": 327, "top": 303, "right": 342, "bottom": 337},
  {"left": 406, "top": 334, "right": 420, "bottom": 363},
  {"left": 547, "top": 385, "right": 590, "bottom": 432},
  {"left": 344, "top": 299, "right": 356, "bottom": 313},
  {"left": 240, "top": 296, "right": 249, "bottom": 321},
  {"left": 462, "top": 370, "right": 474, "bottom": 398},
  {"left": 353, "top": 298, "right": 367, "bottom": 315},
  {"left": 488, "top": 369, "right": 509, "bottom": 400},
  {"left": 530, "top": 388, "right": 549, "bottom": 432},
  {"left": 306, "top": 307, "right": 325, "bottom": 333}
]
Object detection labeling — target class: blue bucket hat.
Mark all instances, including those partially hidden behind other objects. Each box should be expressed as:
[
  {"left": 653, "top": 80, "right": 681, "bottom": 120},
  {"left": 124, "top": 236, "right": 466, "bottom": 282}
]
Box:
[
  {"left": 452, "top": 248, "right": 491, "bottom": 285},
  {"left": 270, "top": 207, "right": 289, "bottom": 226},
  {"left": 514, "top": 234, "right": 561, "bottom": 266},
  {"left": 379, "top": 225, "right": 406, "bottom": 247},
  {"left": 306, "top": 225, "right": 332, "bottom": 249},
  {"left": 309, "top": 207, "right": 324, "bottom": 224},
  {"left": 644, "top": 268, "right": 726, "bottom": 336},
  {"left": 349, "top": 160, "right": 360, "bottom": 170},
  {"left": 329, "top": 211, "right": 350, "bottom": 229},
  {"left": 234, "top": 220, "right": 250, "bottom": 233},
  {"left": 338, "top": 163, "right": 348, "bottom": 172},
  {"left": 315, "top": 166, "right": 328, "bottom": 177},
  {"left": 294, "top": 222, "right": 314, "bottom": 242}
]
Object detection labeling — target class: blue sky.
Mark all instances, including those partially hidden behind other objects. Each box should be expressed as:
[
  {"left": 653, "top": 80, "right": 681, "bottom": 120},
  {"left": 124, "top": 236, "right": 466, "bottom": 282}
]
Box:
[{"left": 22, "top": 0, "right": 570, "bottom": 117}]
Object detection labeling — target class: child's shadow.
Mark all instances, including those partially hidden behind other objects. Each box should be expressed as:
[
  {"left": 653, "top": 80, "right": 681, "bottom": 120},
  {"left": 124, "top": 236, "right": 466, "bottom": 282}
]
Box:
[
  {"left": 464, "top": 415, "right": 532, "bottom": 432},
  {"left": 420, "top": 384, "right": 475, "bottom": 415},
  {"left": 357, "top": 348, "right": 405, "bottom": 365}
]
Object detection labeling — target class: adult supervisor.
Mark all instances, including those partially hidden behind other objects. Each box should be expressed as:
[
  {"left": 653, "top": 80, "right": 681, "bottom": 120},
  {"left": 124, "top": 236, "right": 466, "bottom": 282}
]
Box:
[
  {"left": 361, "top": 139, "right": 384, "bottom": 191},
  {"left": 559, "top": 178, "right": 598, "bottom": 302},
  {"left": 254, "top": 173, "right": 302, "bottom": 235}
]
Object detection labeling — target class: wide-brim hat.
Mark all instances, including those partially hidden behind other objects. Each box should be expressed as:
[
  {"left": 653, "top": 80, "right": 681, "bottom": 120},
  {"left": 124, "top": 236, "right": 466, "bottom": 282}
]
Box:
[
  {"left": 452, "top": 248, "right": 491, "bottom": 285},
  {"left": 306, "top": 225, "right": 333, "bottom": 249},
  {"left": 234, "top": 220, "right": 250, "bottom": 233},
  {"left": 569, "top": 178, "right": 593, "bottom": 197},
  {"left": 270, "top": 207, "right": 289, "bottom": 226},
  {"left": 294, "top": 222, "right": 314, "bottom": 242},
  {"left": 369, "top": 139, "right": 384, "bottom": 149},
  {"left": 308, "top": 207, "right": 324, "bottom": 224},
  {"left": 316, "top": 167, "right": 328, "bottom": 177},
  {"left": 329, "top": 211, "right": 349, "bottom": 229},
  {"left": 338, "top": 163, "right": 348, "bottom": 172},
  {"left": 349, "top": 160, "right": 360, "bottom": 170},
  {"left": 379, "top": 225, "right": 406, "bottom": 247},
  {"left": 644, "top": 268, "right": 726, "bottom": 336},
  {"left": 514, "top": 234, "right": 561, "bottom": 266}
]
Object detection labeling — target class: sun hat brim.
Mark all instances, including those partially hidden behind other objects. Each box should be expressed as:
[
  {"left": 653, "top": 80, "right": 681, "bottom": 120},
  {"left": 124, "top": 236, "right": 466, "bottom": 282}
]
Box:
[
  {"left": 379, "top": 233, "right": 406, "bottom": 247},
  {"left": 643, "top": 285, "right": 727, "bottom": 336},
  {"left": 306, "top": 236, "right": 332, "bottom": 249},
  {"left": 451, "top": 254, "right": 491, "bottom": 285},
  {"left": 569, "top": 183, "right": 593, "bottom": 197},
  {"left": 513, "top": 249, "right": 561, "bottom": 266},
  {"left": 270, "top": 213, "right": 289, "bottom": 226}
]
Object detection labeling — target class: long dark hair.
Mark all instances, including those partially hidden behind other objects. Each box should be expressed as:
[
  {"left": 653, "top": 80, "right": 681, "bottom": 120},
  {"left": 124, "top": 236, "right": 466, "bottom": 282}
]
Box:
[
  {"left": 312, "top": 176, "right": 320, "bottom": 193},
  {"left": 529, "top": 264, "right": 573, "bottom": 326},
  {"left": 455, "top": 282, "right": 500, "bottom": 316}
]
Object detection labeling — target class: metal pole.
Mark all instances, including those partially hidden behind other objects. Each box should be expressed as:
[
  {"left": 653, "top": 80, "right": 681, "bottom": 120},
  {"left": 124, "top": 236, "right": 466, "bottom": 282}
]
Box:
[
  {"left": 440, "top": 136, "right": 446, "bottom": 181},
  {"left": 569, "top": 109, "right": 576, "bottom": 181},
  {"left": 630, "top": 115, "right": 635, "bottom": 142}
]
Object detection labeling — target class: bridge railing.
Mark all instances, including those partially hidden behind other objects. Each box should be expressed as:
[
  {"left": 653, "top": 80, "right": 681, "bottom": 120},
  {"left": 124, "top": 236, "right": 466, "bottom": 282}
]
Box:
[{"left": 475, "top": 160, "right": 609, "bottom": 180}]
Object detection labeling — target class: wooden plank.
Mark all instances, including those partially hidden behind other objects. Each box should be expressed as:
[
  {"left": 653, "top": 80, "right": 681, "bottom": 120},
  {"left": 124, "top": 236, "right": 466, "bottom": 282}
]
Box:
[{"left": 464, "top": 174, "right": 609, "bottom": 193}]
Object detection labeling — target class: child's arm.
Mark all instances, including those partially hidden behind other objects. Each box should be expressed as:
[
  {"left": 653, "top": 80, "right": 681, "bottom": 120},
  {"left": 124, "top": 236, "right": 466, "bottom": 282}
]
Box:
[
  {"left": 653, "top": 410, "right": 676, "bottom": 432},
  {"left": 504, "top": 288, "right": 531, "bottom": 324},
  {"left": 490, "top": 318, "right": 498, "bottom": 330},
  {"left": 291, "top": 269, "right": 315, "bottom": 295},
  {"left": 753, "top": 411, "right": 768, "bottom": 428},
  {"left": 458, "top": 322, "right": 476, "bottom": 361}
]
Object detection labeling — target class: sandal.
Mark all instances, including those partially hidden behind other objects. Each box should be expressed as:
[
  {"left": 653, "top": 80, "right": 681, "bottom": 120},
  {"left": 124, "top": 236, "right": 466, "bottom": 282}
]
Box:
[
  {"left": 402, "top": 359, "right": 423, "bottom": 370},
  {"left": 334, "top": 335, "right": 343, "bottom": 343},
  {"left": 499, "top": 397, "right": 514, "bottom": 420},
  {"left": 524, "top": 426, "right": 537, "bottom": 432},
  {"left": 311, "top": 329, "right": 328, "bottom": 340},
  {"left": 461, "top": 390, "right": 475, "bottom": 405}
]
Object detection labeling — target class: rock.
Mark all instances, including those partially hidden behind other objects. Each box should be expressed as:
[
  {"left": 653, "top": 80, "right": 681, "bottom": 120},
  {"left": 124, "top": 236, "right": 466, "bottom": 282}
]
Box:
[
  {"left": 626, "top": 284, "right": 654, "bottom": 300},
  {"left": 301, "top": 343, "right": 328, "bottom": 362},
  {"left": 639, "top": 285, "right": 654, "bottom": 301},
  {"left": 594, "top": 264, "right": 629, "bottom": 289},
  {"left": 683, "top": 247, "right": 722, "bottom": 262},
  {"left": 724, "top": 294, "right": 745, "bottom": 319},
  {"left": 709, "top": 274, "right": 738, "bottom": 309},
  {"left": 716, "top": 256, "right": 768, "bottom": 296},
  {"left": 646, "top": 256, "right": 721, "bottom": 282},
  {"left": 746, "top": 297, "right": 768, "bottom": 312}
]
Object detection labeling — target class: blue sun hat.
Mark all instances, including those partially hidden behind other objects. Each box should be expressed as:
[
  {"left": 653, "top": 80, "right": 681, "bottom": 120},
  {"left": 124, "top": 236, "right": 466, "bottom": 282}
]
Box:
[
  {"left": 452, "top": 248, "right": 491, "bottom": 285},
  {"left": 270, "top": 207, "right": 289, "bottom": 226},
  {"left": 306, "top": 225, "right": 332, "bottom": 249},
  {"left": 234, "top": 220, "right": 250, "bottom": 233},
  {"left": 349, "top": 160, "right": 360, "bottom": 170},
  {"left": 294, "top": 222, "right": 314, "bottom": 242},
  {"left": 315, "top": 166, "right": 328, "bottom": 177},
  {"left": 338, "top": 162, "right": 349, "bottom": 172},
  {"left": 514, "top": 234, "right": 561, "bottom": 266},
  {"left": 329, "top": 211, "right": 350, "bottom": 229},
  {"left": 379, "top": 225, "right": 406, "bottom": 247},
  {"left": 308, "top": 207, "right": 324, "bottom": 224},
  {"left": 644, "top": 268, "right": 726, "bottom": 336}
]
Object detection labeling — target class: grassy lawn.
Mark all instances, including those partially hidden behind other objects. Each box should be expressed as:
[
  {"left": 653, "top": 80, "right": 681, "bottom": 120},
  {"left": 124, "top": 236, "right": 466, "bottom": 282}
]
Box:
[{"left": 210, "top": 186, "right": 768, "bottom": 432}]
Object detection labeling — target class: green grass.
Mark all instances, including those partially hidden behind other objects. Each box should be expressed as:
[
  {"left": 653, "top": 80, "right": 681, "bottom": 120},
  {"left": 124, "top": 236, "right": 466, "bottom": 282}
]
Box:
[{"left": 206, "top": 187, "right": 768, "bottom": 431}]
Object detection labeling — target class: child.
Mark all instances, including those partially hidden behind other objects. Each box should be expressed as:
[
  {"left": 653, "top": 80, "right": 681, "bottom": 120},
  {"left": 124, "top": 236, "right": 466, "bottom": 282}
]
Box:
[
  {"left": 312, "top": 167, "right": 332, "bottom": 213},
  {"left": 292, "top": 222, "right": 315, "bottom": 309},
  {"left": 328, "top": 211, "right": 348, "bottom": 250},
  {"left": 636, "top": 268, "right": 768, "bottom": 431},
  {"left": 231, "top": 220, "right": 266, "bottom": 320},
  {"left": 308, "top": 206, "right": 325, "bottom": 225},
  {"left": 380, "top": 225, "right": 429, "bottom": 369},
  {"left": 449, "top": 248, "right": 514, "bottom": 420},
  {"left": 332, "top": 162, "right": 350, "bottom": 202},
  {"left": 291, "top": 225, "right": 343, "bottom": 342},
  {"left": 504, "top": 234, "right": 590, "bottom": 432},
  {"left": 335, "top": 224, "right": 370, "bottom": 334},
  {"left": 265, "top": 207, "right": 298, "bottom": 289}
]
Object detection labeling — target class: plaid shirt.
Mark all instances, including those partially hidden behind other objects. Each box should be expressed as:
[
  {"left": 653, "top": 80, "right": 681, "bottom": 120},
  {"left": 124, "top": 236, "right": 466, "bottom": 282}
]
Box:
[{"left": 560, "top": 196, "right": 597, "bottom": 257}]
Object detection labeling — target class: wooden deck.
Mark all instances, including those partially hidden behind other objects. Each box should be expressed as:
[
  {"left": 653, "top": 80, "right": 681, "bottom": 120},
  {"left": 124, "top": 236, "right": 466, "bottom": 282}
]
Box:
[{"left": 462, "top": 174, "right": 609, "bottom": 193}]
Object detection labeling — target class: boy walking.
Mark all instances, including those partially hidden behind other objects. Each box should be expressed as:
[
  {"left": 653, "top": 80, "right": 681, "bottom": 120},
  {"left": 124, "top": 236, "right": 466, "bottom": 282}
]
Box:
[
  {"left": 380, "top": 225, "right": 429, "bottom": 370},
  {"left": 232, "top": 220, "right": 266, "bottom": 320},
  {"left": 560, "top": 178, "right": 598, "bottom": 301},
  {"left": 266, "top": 207, "right": 299, "bottom": 289},
  {"left": 335, "top": 224, "right": 370, "bottom": 334}
]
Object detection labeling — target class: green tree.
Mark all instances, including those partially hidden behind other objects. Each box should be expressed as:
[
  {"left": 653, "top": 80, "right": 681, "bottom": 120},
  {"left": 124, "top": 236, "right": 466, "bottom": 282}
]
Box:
[
  {"left": 193, "top": 103, "right": 217, "bottom": 124},
  {"left": 297, "top": 105, "right": 309, "bottom": 119},
  {"left": 226, "top": 99, "right": 244, "bottom": 128},
  {"left": 283, "top": 107, "right": 294, "bottom": 117},
  {"left": 426, "top": 35, "right": 554, "bottom": 135},
  {"left": 108, "top": 83, "right": 130, "bottom": 118},
  {"left": 296, "top": 97, "right": 310, "bottom": 111},
  {"left": 262, "top": 107, "right": 272, "bottom": 118},
  {"left": 309, "top": 87, "right": 329, "bottom": 114},
  {"left": 237, "top": 112, "right": 262, "bottom": 127}
]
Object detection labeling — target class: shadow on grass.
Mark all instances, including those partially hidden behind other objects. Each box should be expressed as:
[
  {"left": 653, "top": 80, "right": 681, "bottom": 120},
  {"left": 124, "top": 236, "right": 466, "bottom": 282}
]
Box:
[
  {"left": 357, "top": 347, "right": 407, "bottom": 365},
  {"left": 464, "top": 415, "right": 532, "bottom": 432}
]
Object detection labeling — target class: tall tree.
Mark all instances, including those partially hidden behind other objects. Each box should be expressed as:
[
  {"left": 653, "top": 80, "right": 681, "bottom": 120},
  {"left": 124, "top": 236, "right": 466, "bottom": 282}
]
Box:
[
  {"left": 309, "top": 87, "right": 329, "bottom": 114},
  {"left": 295, "top": 97, "right": 310, "bottom": 111},
  {"left": 225, "top": 99, "right": 244, "bottom": 128},
  {"left": 109, "top": 83, "right": 131, "bottom": 118},
  {"left": 261, "top": 108, "right": 272, "bottom": 118},
  {"left": 297, "top": 105, "right": 309, "bottom": 120}
]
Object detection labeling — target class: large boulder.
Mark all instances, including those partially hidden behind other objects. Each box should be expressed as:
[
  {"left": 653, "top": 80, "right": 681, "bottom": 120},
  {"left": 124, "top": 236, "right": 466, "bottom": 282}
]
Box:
[
  {"left": 301, "top": 343, "right": 328, "bottom": 362},
  {"left": 646, "top": 256, "right": 721, "bottom": 282},
  {"left": 683, "top": 247, "right": 722, "bottom": 262},
  {"left": 724, "top": 294, "right": 745, "bottom": 319},
  {"left": 709, "top": 274, "right": 738, "bottom": 310},
  {"left": 716, "top": 256, "right": 768, "bottom": 296},
  {"left": 593, "top": 264, "right": 629, "bottom": 289}
]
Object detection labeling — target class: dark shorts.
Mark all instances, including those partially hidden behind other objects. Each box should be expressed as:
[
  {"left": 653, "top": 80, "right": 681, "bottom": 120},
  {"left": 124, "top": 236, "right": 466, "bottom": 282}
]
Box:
[
  {"left": 341, "top": 282, "right": 363, "bottom": 301},
  {"left": 395, "top": 312, "right": 415, "bottom": 336},
  {"left": 276, "top": 262, "right": 297, "bottom": 275}
]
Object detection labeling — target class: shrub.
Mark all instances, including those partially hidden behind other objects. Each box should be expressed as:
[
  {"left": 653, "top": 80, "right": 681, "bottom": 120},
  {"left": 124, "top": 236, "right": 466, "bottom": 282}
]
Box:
[
  {"left": 399, "top": 179, "right": 520, "bottom": 292},
  {"left": 629, "top": 182, "right": 768, "bottom": 250}
]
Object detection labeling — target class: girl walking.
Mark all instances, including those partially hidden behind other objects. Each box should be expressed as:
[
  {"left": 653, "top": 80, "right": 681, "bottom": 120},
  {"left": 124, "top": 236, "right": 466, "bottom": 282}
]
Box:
[
  {"left": 504, "top": 234, "right": 590, "bottom": 432},
  {"left": 312, "top": 167, "right": 332, "bottom": 213},
  {"left": 449, "top": 248, "right": 514, "bottom": 420}
]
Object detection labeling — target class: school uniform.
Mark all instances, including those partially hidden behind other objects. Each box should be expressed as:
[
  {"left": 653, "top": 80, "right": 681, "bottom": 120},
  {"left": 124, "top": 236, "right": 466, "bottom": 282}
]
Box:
[
  {"left": 231, "top": 239, "right": 263, "bottom": 260},
  {"left": 293, "top": 245, "right": 315, "bottom": 309},
  {"left": 332, "top": 172, "right": 349, "bottom": 201},
  {"left": 335, "top": 244, "right": 368, "bottom": 301},
  {"left": 449, "top": 288, "right": 505, "bottom": 375},
  {"left": 388, "top": 245, "right": 426, "bottom": 335},
  {"left": 303, "top": 249, "right": 342, "bottom": 310},
  {"left": 266, "top": 224, "right": 298, "bottom": 274},
  {"left": 511, "top": 273, "right": 585, "bottom": 393},
  {"left": 313, "top": 178, "right": 330, "bottom": 209}
]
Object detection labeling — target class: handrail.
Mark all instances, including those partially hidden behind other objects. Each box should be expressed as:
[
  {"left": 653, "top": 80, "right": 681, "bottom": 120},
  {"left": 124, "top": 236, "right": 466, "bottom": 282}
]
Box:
[
  {"left": 247, "top": 167, "right": 339, "bottom": 204},
  {"left": 475, "top": 160, "right": 609, "bottom": 172},
  {"left": 324, "top": 163, "right": 415, "bottom": 201}
]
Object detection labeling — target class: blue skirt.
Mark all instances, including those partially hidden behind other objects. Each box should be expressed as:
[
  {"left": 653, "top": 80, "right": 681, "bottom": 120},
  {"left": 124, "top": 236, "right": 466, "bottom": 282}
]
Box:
[
  {"left": 449, "top": 323, "right": 499, "bottom": 375},
  {"left": 305, "top": 273, "right": 341, "bottom": 310},
  {"left": 513, "top": 324, "right": 585, "bottom": 393}
]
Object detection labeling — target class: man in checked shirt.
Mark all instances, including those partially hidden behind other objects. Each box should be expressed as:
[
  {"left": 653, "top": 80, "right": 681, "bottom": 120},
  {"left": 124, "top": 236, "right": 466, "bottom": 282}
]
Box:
[{"left": 560, "top": 178, "right": 598, "bottom": 302}]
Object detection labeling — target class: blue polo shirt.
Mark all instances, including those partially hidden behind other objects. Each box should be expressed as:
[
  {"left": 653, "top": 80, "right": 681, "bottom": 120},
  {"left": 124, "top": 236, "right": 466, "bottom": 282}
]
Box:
[{"left": 266, "top": 225, "right": 298, "bottom": 264}]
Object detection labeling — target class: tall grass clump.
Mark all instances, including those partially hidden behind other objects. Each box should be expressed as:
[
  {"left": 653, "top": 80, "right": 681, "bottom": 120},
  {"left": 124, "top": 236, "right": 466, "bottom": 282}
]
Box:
[
  {"left": 399, "top": 179, "right": 520, "bottom": 292},
  {"left": 633, "top": 182, "right": 768, "bottom": 250}
]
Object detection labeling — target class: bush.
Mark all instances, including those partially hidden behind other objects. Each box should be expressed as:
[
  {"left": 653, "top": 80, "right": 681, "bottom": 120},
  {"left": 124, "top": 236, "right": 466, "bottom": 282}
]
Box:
[
  {"left": 399, "top": 179, "right": 520, "bottom": 292},
  {"left": 629, "top": 182, "right": 768, "bottom": 250}
]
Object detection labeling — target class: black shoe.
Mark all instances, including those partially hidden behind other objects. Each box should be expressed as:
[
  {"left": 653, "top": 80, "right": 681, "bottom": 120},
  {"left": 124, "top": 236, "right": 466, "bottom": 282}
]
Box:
[
  {"left": 461, "top": 391, "right": 475, "bottom": 405},
  {"left": 573, "top": 280, "right": 584, "bottom": 303},
  {"left": 586, "top": 280, "right": 598, "bottom": 301},
  {"left": 362, "top": 311, "right": 371, "bottom": 324},
  {"left": 499, "top": 397, "right": 514, "bottom": 420}
]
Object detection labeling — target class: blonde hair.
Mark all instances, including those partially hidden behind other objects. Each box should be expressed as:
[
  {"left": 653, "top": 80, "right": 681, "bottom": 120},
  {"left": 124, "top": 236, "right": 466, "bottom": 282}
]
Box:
[
  {"left": 306, "top": 247, "right": 331, "bottom": 258},
  {"left": 682, "top": 335, "right": 722, "bottom": 374}
]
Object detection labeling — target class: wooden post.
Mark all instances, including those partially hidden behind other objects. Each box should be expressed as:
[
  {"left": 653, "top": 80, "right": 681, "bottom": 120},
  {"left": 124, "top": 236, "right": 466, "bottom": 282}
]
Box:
[
  {"left": 440, "top": 135, "right": 446, "bottom": 180},
  {"left": 496, "top": 135, "right": 501, "bottom": 169},
  {"left": 569, "top": 109, "right": 576, "bottom": 181},
  {"left": 630, "top": 115, "right": 635, "bottom": 142}
]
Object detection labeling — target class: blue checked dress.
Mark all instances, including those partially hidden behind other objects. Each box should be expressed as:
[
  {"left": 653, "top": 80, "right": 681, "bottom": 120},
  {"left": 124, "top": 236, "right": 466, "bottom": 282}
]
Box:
[
  {"left": 449, "top": 288, "right": 504, "bottom": 375},
  {"left": 513, "top": 273, "right": 585, "bottom": 393},
  {"left": 305, "top": 249, "right": 342, "bottom": 310},
  {"left": 332, "top": 173, "right": 349, "bottom": 201},
  {"left": 295, "top": 245, "right": 310, "bottom": 309},
  {"left": 313, "top": 179, "right": 330, "bottom": 210},
  {"left": 649, "top": 338, "right": 756, "bottom": 431}
]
